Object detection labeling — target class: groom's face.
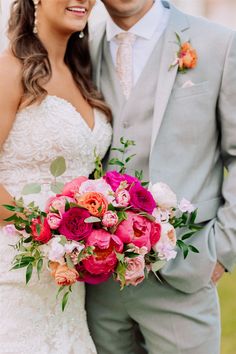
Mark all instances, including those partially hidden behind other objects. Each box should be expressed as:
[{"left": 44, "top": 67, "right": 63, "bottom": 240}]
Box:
[{"left": 101, "top": 0, "right": 154, "bottom": 20}]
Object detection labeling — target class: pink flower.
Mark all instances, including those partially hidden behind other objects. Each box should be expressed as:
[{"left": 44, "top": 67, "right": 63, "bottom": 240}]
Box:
[
  {"left": 47, "top": 213, "right": 62, "bottom": 230},
  {"left": 126, "top": 245, "right": 148, "bottom": 256},
  {"left": 2, "top": 224, "right": 17, "bottom": 236},
  {"left": 82, "top": 229, "right": 123, "bottom": 275},
  {"left": 45, "top": 195, "right": 75, "bottom": 215},
  {"left": 59, "top": 207, "right": 92, "bottom": 241},
  {"left": 61, "top": 176, "right": 88, "bottom": 198},
  {"left": 123, "top": 255, "right": 145, "bottom": 286},
  {"left": 79, "top": 178, "right": 114, "bottom": 203},
  {"left": 104, "top": 171, "right": 138, "bottom": 192},
  {"left": 102, "top": 211, "right": 119, "bottom": 228},
  {"left": 178, "top": 198, "right": 195, "bottom": 213},
  {"left": 129, "top": 183, "right": 156, "bottom": 214},
  {"left": 31, "top": 217, "right": 52, "bottom": 244},
  {"left": 115, "top": 189, "right": 130, "bottom": 207},
  {"left": 115, "top": 211, "right": 158, "bottom": 251}
]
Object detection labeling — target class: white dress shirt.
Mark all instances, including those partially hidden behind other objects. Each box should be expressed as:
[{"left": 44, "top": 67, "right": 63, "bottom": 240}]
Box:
[{"left": 106, "top": 0, "right": 170, "bottom": 85}]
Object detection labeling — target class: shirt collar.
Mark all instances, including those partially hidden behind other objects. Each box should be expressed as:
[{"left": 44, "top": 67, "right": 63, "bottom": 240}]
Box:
[{"left": 106, "top": 0, "right": 166, "bottom": 42}]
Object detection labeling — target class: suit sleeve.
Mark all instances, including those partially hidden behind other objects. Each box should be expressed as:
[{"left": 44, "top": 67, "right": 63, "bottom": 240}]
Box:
[{"left": 215, "top": 30, "right": 236, "bottom": 272}]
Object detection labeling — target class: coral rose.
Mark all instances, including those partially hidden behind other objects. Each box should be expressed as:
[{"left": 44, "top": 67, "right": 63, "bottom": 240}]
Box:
[
  {"left": 77, "top": 192, "right": 108, "bottom": 217},
  {"left": 47, "top": 213, "right": 62, "bottom": 230},
  {"left": 50, "top": 262, "right": 79, "bottom": 286},
  {"left": 31, "top": 217, "right": 52, "bottom": 244},
  {"left": 59, "top": 207, "right": 92, "bottom": 241},
  {"left": 179, "top": 42, "right": 197, "bottom": 70},
  {"left": 116, "top": 211, "right": 157, "bottom": 251},
  {"left": 83, "top": 229, "right": 123, "bottom": 275},
  {"left": 61, "top": 176, "right": 88, "bottom": 198}
]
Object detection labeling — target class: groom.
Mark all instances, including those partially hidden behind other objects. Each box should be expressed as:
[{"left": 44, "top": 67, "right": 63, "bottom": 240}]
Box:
[{"left": 86, "top": 1, "right": 236, "bottom": 353}]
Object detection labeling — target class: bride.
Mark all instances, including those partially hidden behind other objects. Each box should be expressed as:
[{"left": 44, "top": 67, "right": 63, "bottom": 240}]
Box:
[{"left": 0, "top": 0, "right": 112, "bottom": 353}]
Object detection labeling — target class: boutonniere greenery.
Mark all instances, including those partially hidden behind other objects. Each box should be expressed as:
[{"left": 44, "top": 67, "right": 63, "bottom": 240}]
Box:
[{"left": 169, "top": 33, "right": 198, "bottom": 73}]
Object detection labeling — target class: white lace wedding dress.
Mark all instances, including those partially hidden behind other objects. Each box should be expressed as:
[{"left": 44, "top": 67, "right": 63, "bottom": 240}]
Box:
[{"left": 0, "top": 96, "right": 112, "bottom": 354}]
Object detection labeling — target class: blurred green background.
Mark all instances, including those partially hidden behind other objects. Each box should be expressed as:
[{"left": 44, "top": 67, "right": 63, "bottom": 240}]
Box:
[{"left": 219, "top": 270, "right": 236, "bottom": 354}]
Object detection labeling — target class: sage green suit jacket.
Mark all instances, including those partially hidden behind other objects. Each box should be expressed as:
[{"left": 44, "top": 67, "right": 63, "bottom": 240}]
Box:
[{"left": 89, "top": 0, "right": 236, "bottom": 293}]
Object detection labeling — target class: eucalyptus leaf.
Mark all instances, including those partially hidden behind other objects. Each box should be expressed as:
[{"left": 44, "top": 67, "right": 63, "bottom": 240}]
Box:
[
  {"left": 50, "top": 156, "right": 66, "bottom": 177},
  {"left": 181, "top": 231, "right": 196, "bottom": 241},
  {"left": 84, "top": 216, "right": 101, "bottom": 223},
  {"left": 152, "top": 260, "right": 167, "bottom": 272},
  {"left": 22, "top": 183, "right": 41, "bottom": 195},
  {"left": 51, "top": 182, "right": 64, "bottom": 194}
]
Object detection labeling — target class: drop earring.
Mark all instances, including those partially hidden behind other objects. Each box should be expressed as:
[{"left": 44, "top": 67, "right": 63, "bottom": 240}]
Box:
[
  {"left": 33, "top": 0, "right": 40, "bottom": 34},
  {"left": 79, "top": 31, "right": 85, "bottom": 39}
]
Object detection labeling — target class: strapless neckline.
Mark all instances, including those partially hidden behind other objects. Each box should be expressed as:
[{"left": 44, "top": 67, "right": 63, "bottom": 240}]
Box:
[{"left": 19, "top": 95, "right": 100, "bottom": 133}]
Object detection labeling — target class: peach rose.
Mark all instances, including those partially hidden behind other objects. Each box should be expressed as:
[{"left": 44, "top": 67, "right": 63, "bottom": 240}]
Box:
[
  {"left": 77, "top": 192, "right": 108, "bottom": 217},
  {"left": 179, "top": 42, "right": 197, "bottom": 70},
  {"left": 50, "top": 262, "right": 79, "bottom": 286}
]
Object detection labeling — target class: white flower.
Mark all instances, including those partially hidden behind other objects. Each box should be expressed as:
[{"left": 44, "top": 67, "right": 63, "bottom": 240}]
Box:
[
  {"left": 149, "top": 182, "right": 177, "bottom": 210},
  {"left": 64, "top": 241, "right": 85, "bottom": 254},
  {"left": 178, "top": 198, "right": 195, "bottom": 213},
  {"left": 47, "top": 237, "right": 65, "bottom": 264},
  {"left": 152, "top": 207, "right": 170, "bottom": 223},
  {"left": 79, "top": 178, "right": 114, "bottom": 203},
  {"left": 152, "top": 223, "right": 177, "bottom": 261}
]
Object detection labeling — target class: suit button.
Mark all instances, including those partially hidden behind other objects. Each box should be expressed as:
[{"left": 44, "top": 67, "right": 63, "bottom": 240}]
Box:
[{"left": 123, "top": 121, "right": 130, "bottom": 128}]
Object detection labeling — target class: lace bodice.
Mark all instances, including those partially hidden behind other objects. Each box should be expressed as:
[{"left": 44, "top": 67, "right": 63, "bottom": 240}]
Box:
[
  {"left": 0, "top": 96, "right": 112, "bottom": 354},
  {"left": 0, "top": 95, "right": 112, "bottom": 197}
]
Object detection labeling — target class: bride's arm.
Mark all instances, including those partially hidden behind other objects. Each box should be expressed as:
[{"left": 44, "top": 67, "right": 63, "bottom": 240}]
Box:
[{"left": 0, "top": 52, "right": 23, "bottom": 222}]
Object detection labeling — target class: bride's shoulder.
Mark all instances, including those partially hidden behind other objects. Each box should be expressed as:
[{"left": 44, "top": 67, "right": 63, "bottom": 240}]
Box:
[
  {"left": 0, "top": 50, "right": 23, "bottom": 102},
  {"left": 0, "top": 50, "right": 22, "bottom": 80}
]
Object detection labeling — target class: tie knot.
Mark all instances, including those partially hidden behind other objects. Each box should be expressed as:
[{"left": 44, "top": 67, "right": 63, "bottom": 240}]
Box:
[{"left": 115, "top": 32, "right": 136, "bottom": 45}]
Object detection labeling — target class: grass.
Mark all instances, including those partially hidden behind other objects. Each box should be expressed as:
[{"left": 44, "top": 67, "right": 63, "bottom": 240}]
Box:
[{"left": 218, "top": 270, "right": 236, "bottom": 354}]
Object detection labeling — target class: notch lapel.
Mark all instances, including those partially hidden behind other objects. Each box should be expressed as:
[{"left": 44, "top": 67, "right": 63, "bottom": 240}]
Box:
[{"left": 151, "top": 3, "right": 190, "bottom": 152}]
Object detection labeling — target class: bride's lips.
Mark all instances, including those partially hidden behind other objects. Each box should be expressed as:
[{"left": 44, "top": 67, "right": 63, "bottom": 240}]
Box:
[{"left": 66, "top": 6, "right": 88, "bottom": 17}]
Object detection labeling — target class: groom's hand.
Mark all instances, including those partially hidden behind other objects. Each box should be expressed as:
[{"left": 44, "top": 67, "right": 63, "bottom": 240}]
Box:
[{"left": 211, "top": 262, "right": 225, "bottom": 285}]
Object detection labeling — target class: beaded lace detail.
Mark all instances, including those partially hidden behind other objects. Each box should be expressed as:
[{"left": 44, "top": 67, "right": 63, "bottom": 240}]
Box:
[{"left": 0, "top": 96, "right": 112, "bottom": 354}]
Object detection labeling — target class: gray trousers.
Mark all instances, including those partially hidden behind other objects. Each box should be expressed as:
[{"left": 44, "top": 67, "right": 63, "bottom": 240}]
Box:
[{"left": 86, "top": 273, "right": 220, "bottom": 354}]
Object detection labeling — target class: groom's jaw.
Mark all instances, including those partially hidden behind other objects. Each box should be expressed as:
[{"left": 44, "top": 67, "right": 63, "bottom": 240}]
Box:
[{"left": 102, "top": 0, "right": 154, "bottom": 30}]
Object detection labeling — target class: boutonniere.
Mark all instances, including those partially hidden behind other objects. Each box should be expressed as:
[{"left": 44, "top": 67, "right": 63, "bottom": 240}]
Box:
[{"left": 169, "top": 33, "right": 198, "bottom": 73}]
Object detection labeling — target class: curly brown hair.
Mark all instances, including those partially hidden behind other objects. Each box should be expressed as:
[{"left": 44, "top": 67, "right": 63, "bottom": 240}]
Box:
[{"left": 8, "top": 0, "right": 112, "bottom": 120}]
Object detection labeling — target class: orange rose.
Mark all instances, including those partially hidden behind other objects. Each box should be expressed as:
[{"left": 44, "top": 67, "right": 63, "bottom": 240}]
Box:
[
  {"left": 179, "top": 42, "right": 197, "bottom": 70},
  {"left": 50, "top": 262, "right": 79, "bottom": 286},
  {"left": 77, "top": 192, "right": 108, "bottom": 217}
]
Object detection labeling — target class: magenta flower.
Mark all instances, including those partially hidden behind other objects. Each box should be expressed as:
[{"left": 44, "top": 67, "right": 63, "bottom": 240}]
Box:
[
  {"left": 76, "top": 264, "right": 112, "bottom": 285},
  {"left": 129, "top": 183, "right": 156, "bottom": 214},
  {"left": 59, "top": 207, "right": 92, "bottom": 241},
  {"left": 104, "top": 171, "right": 138, "bottom": 192}
]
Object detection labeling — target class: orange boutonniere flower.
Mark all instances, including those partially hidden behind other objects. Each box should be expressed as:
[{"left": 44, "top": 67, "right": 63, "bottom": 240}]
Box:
[{"left": 169, "top": 33, "right": 198, "bottom": 73}]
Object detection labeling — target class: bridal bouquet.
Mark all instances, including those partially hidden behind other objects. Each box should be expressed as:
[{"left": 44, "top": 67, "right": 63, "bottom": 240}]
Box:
[{"left": 4, "top": 138, "right": 200, "bottom": 310}]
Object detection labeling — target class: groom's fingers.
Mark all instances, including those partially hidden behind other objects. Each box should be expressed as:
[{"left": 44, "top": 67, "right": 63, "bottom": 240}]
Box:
[{"left": 211, "top": 262, "right": 225, "bottom": 284}]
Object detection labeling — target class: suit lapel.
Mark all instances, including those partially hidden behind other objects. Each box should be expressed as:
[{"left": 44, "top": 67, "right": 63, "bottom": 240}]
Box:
[{"left": 151, "top": 2, "right": 190, "bottom": 151}]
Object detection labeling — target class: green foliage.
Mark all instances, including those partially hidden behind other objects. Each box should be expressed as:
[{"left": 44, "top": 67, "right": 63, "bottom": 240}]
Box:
[
  {"left": 50, "top": 156, "right": 66, "bottom": 177},
  {"left": 22, "top": 183, "right": 41, "bottom": 195},
  {"left": 109, "top": 137, "right": 136, "bottom": 174}
]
